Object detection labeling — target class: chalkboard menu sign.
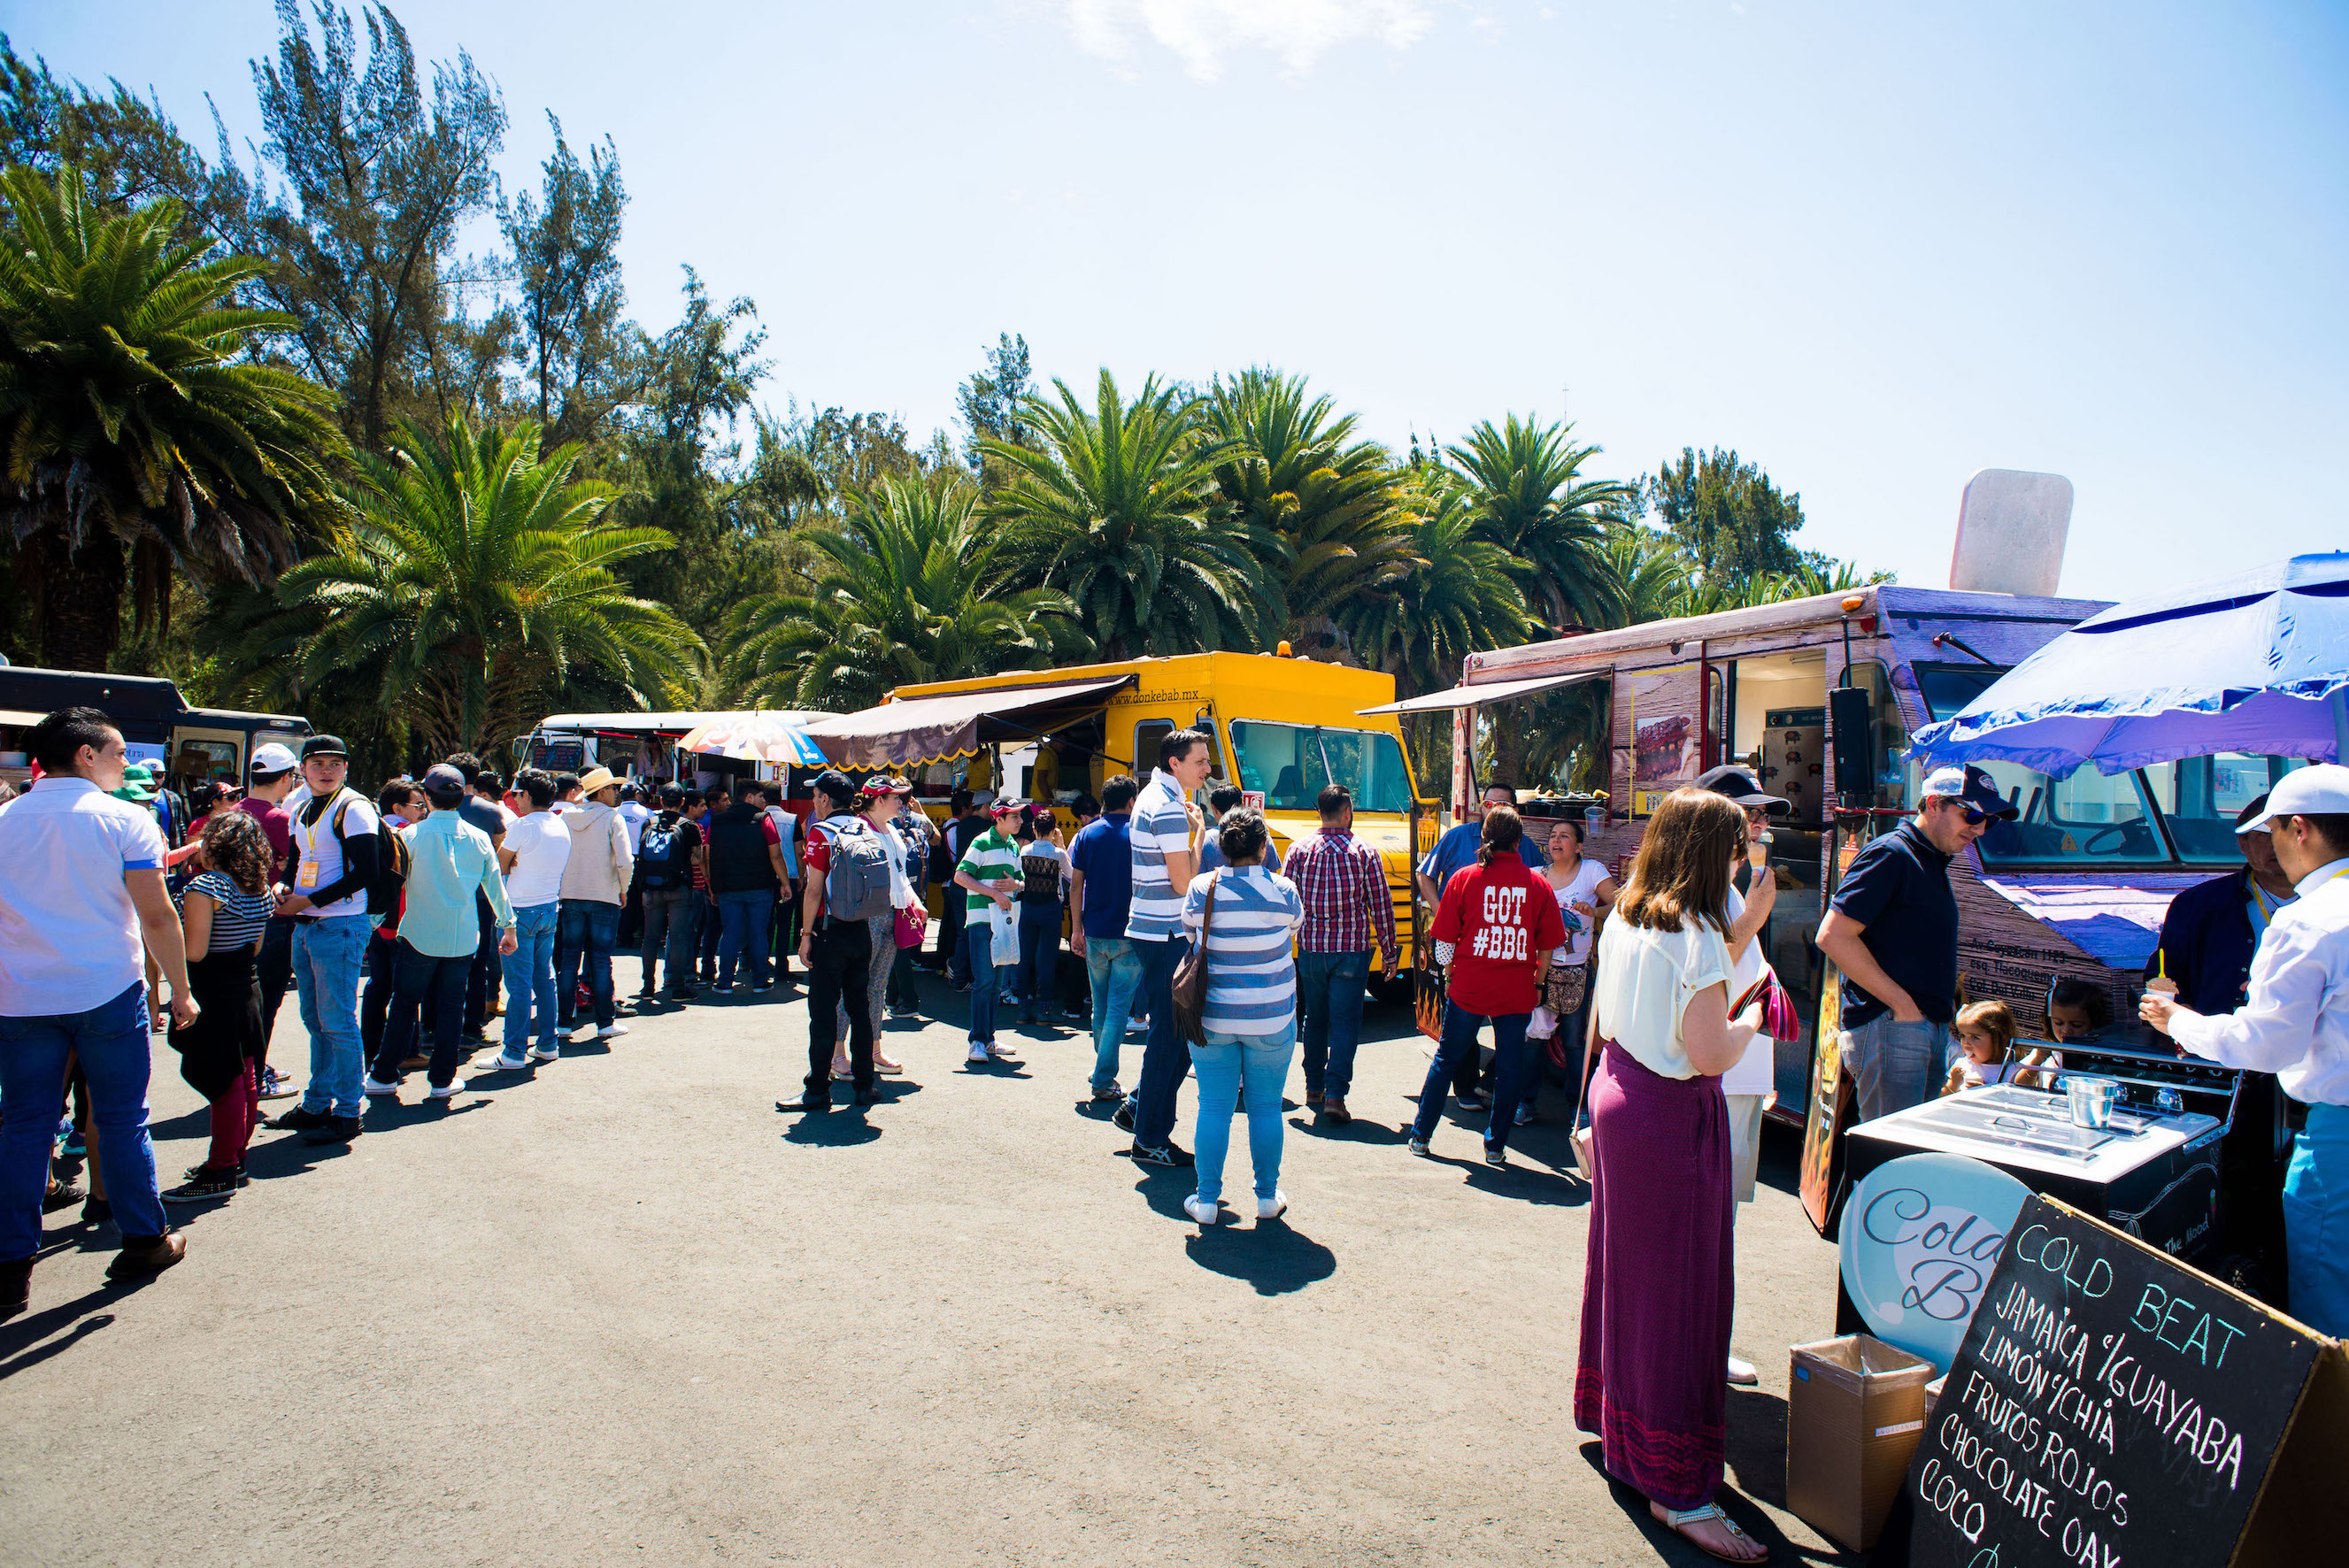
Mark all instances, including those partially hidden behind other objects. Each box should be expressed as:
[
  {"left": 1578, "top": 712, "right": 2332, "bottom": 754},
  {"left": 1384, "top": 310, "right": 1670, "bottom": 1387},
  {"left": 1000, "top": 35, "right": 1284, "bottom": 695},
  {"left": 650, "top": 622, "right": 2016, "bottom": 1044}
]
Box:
[{"left": 1875, "top": 1195, "right": 2335, "bottom": 1568}]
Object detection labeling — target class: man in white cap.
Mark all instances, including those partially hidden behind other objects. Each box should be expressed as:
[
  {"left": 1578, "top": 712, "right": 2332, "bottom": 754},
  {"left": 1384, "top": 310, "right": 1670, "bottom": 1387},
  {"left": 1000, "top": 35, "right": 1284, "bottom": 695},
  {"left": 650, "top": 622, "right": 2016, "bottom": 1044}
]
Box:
[
  {"left": 1816, "top": 763, "right": 2017, "bottom": 1121},
  {"left": 2143, "top": 763, "right": 2349, "bottom": 1336}
]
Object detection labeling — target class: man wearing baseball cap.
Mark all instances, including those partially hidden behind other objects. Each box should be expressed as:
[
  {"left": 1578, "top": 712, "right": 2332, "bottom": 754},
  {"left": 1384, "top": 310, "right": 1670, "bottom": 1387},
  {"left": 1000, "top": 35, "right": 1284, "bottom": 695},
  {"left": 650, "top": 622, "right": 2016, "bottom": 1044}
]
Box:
[
  {"left": 2144, "top": 763, "right": 2349, "bottom": 1335},
  {"left": 1816, "top": 763, "right": 2017, "bottom": 1122},
  {"left": 265, "top": 734, "right": 383, "bottom": 1144}
]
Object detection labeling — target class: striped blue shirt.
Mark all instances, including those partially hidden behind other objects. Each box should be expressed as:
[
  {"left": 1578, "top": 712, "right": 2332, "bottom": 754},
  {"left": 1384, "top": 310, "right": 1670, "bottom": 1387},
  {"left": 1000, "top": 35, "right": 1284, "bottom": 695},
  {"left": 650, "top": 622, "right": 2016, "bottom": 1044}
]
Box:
[
  {"left": 1180, "top": 865, "right": 1304, "bottom": 1035},
  {"left": 1124, "top": 768, "right": 1192, "bottom": 942}
]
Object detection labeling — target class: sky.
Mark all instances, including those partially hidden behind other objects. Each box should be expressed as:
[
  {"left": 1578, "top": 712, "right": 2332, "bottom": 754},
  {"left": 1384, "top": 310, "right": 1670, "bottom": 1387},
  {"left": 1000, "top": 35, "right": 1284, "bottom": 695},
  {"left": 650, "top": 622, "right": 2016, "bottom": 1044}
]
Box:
[{"left": 6, "top": 0, "right": 2345, "bottom": 603}]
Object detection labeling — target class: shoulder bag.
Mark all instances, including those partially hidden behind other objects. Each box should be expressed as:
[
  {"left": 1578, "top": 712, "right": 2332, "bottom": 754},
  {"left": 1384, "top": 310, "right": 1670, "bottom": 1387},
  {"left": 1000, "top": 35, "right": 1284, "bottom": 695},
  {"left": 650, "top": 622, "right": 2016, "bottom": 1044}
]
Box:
[{"left": 1170, "top": 872, "right": 1219, "bottom": 1047}]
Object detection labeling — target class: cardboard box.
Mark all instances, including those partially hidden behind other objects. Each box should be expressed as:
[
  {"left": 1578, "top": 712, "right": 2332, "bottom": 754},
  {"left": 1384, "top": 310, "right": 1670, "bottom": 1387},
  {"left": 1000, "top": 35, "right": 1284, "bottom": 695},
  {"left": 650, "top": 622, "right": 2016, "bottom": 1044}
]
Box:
[{"left": 1784, "top": 1334, "right": 1935, "bottom": 1551}]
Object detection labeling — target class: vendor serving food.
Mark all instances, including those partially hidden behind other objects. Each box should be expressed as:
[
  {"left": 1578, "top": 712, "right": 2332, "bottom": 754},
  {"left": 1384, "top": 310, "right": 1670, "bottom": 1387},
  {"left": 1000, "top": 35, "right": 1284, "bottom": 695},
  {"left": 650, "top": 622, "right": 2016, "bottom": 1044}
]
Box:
[{"left": 2141, "top": 764, "right": 2349, "bottom": 1337}]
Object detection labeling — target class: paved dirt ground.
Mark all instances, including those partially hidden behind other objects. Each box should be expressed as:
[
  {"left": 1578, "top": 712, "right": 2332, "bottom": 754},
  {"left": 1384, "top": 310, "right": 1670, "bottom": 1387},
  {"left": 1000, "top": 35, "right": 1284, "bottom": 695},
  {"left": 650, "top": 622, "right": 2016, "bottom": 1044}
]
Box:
[{"left": 4, "top": 956, "right": 1861, "bottom": 1568}]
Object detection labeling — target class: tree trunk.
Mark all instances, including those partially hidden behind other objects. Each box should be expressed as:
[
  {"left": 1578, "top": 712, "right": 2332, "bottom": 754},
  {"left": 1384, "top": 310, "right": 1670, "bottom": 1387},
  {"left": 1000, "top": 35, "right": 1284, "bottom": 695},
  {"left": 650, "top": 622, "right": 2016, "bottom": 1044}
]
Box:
[{"left": 36, "top": 528, "right": 127, "bottom": 671}]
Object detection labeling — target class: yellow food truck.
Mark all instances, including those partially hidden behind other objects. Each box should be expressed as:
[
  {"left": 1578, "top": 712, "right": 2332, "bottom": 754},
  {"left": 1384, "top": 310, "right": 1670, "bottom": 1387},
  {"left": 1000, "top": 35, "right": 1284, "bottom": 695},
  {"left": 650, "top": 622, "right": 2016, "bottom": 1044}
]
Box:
[{"left": 795, "top": 650, "right": 1439, "bottom": 984}]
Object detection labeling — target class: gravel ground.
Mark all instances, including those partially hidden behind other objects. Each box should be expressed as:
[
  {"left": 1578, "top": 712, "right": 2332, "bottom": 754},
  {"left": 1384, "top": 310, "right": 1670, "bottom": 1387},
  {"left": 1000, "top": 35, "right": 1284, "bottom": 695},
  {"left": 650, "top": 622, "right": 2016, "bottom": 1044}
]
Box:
[{"left": 3, "top": 955, "right": 1860, "bottom": 1568}]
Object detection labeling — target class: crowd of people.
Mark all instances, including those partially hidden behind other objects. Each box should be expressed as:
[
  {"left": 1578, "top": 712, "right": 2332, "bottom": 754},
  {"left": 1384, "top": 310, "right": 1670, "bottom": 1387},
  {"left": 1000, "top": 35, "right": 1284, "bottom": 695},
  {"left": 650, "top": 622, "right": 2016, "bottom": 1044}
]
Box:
[{"left": 19, "top": 692, "right": 2349, "bottom": 1565}]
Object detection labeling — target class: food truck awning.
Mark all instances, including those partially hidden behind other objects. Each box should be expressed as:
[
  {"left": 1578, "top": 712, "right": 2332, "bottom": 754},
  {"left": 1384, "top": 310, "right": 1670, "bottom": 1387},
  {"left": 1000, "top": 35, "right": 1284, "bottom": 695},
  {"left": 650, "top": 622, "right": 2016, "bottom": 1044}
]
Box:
[
  {"left": 797, "top": 675, "right": 1138, "bottom": 769},
  {"left": 1355, "top": 669, "right": 1605, "bottom": 716}
]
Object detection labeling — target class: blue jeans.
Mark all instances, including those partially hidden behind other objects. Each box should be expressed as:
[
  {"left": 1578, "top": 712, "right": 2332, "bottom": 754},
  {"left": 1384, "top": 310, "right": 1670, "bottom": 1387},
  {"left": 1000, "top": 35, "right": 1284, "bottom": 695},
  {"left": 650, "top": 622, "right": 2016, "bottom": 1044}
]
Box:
[
  {"left": 293, "top": 915, "right": 372, "bottom": 1116},
  {"left": 1084, "top": 936, "right": 1144, "bottom": 1090},
  {"left": 1130, "top": 935, "right": 1190, "bottom": 1148},
  {"left": 0, "top": 981, "right": 167, "bottom": 1257},
  {"left": 1844, "top": 1013, "right": 1948, "bottom": 1123},
  {"left": 1190, "top": 1023, "right": 1298, "bottom": 1205},
  {"left": 1413, "top": 1001, "right": 1534, "bottom": 1151},
  {"left": 714, "top": 888, "right": 774, "bottom": 988},
  {"left": 501, "top": 902, "right": 561, "bottom": 1056},
  {"left": 1017, "top": 910, "right": 1060, "bottom": 1018},
  {"left": 1297, "top": 949, "right": 1371, "bottom": 1100},
  {"left": 558, "top": 898, "right": 622, "bottom": 1027},
  {"left": 961, "top": 925, "right": 1005, "bottom": 1045},
  {"left": 2285, "top": 1103, "right": 2349, "bottom": 1339}
]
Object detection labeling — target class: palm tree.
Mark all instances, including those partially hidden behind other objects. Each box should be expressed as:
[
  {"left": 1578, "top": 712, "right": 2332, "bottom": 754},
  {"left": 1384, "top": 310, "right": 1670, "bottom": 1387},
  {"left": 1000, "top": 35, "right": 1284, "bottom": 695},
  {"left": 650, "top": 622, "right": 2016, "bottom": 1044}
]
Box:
[
  {"left": 1201, "top": 369, "right": 1413, "bottom": 654},
  {"left": 723, "top": 473, "right": 1086, "bottom": 712},
  {"left": 273, "top": 413, "right": 694, "bottom": 757},
  {"left": 1447, "top": 414, "right": 1633, "bottom": 634},
  {"left": 0, "top": 165, "right": 345, "bottom": 669},
  {"left": 1341, "top": 475, "right": 1535, "bottom": 788},
  {"left": 985, "top": 369, "right": 1275, "bottom": 658}
]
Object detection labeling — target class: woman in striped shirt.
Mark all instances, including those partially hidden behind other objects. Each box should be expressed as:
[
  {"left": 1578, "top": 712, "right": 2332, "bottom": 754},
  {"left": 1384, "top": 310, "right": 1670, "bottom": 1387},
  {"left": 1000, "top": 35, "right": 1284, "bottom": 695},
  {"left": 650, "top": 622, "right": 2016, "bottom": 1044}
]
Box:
[
  {"left": 1178, "top": 807, "right": 1305, "bottom": 1226},
  {"left": 165, "top": 811, "right": 279, "bottom": 1202}
]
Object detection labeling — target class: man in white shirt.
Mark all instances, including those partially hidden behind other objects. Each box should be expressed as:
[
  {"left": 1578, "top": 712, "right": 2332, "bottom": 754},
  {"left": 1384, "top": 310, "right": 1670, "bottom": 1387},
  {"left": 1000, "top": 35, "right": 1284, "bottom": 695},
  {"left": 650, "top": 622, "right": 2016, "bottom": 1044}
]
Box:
[
  {"left": 266, "top": 734, "right": 383, "bottom": 1146},
  {"left": 2144, "top": 764, "right": 2349, "bottom": 1337},
  {"left": 1, "top": 707, "right": 198, "bottom": 1318},
  {"left": 489, "top": 768, "right": 573, "bottom": 1068}
]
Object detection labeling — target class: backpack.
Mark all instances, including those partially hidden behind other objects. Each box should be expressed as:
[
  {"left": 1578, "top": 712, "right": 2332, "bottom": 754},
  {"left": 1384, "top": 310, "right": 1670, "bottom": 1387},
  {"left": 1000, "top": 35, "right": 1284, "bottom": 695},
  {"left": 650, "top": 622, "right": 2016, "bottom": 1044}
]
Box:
[
  {"left": 366, "top": 818, "right": 412, "bottom": 919},
  {"left": 637, "top": 812, "right": 687, "bottom": 890},
  {"left": 820, "top": 819, "right": 893, "bottom": 923}
]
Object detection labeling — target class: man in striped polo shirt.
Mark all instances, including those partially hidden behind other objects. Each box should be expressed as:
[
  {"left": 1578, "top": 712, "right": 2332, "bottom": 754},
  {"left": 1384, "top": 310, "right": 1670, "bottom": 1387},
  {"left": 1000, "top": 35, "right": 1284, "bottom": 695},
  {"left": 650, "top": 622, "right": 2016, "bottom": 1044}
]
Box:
[{"left": 1115, "top": 728, "right": 1215, "bottom": 1166}]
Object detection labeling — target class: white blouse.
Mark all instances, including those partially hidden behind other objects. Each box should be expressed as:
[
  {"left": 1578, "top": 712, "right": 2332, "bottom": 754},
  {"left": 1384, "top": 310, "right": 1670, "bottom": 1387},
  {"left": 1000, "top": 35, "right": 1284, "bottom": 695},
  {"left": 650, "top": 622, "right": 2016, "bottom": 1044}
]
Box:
[{"left": 1591, "top": 915, "right": 1733, "bottom": 1081}]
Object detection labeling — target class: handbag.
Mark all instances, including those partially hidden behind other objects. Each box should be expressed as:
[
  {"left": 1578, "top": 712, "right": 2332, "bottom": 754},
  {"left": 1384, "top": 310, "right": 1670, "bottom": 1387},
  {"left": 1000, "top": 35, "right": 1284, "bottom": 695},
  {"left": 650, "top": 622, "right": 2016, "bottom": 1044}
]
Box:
[
  {"left": 894, "top": 901, "right": 928, "bottom": 950},
  {"left": 1734, "top": 968, "right": 1799, "bottom": 1041},
  {"left": 1170, "top": 872, "right": 1218, "bottom": 1047}
]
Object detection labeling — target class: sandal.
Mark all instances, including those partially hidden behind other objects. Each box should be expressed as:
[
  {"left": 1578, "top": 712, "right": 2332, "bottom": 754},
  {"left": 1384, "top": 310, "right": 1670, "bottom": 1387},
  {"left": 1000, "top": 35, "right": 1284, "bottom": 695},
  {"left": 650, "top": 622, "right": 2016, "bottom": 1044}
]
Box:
[{"left": 1651, "top": 1502, "right": 1767, "bottom": 1564}]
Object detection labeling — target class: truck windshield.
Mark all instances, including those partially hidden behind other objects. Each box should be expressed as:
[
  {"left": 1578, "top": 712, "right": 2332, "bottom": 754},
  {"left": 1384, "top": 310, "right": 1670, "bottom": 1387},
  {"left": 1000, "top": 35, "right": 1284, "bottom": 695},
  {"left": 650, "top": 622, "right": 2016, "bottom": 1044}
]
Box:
[
  {"left": 1229, "top": 720, "right": 1413, "bottom": 813},
  {"left": 1912, "top": 663, "right": 2305, "bottom": 866}
]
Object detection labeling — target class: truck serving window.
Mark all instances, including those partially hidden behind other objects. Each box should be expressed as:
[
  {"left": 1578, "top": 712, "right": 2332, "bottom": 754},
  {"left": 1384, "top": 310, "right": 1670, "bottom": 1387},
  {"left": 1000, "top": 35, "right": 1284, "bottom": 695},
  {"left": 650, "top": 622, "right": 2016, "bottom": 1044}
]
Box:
[{"left": 1229, "top": 720, "right": 1413, "bottom": 814}]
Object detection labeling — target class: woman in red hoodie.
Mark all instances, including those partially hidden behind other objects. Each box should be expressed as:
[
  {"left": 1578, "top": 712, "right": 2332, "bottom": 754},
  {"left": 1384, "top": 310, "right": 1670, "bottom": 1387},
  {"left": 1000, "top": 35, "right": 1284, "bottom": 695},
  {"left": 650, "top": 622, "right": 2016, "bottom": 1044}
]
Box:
[{"left": 1408, "top": 805, "right": 1564, "bottom": 1167}]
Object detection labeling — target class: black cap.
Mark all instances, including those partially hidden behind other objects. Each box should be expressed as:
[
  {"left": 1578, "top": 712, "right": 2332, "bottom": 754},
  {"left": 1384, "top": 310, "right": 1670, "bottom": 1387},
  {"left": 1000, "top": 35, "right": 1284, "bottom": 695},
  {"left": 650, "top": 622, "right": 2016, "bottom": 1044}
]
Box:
[
  {"left": 658, "top": 782, "right": 684, "bottom": 807},
  {"left": 813, "top": 769, "right": 853, "bottom": 801},
  {"left": 1695, "top": 764, "right": 1788, "bottom": 815},
  {"left": 301, "top": 734, "right": 349, "bottom": 761}
]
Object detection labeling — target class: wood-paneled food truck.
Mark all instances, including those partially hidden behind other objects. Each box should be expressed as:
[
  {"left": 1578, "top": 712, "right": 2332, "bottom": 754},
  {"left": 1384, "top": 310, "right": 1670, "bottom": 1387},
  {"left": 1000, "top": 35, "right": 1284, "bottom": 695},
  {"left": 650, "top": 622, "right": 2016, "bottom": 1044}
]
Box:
[
  {"left": 1392, "top": 580, "right": 2308, "bottom": 1253},
  {"left": 797, "top": 650, "right": 1440, "bottom": 986}
]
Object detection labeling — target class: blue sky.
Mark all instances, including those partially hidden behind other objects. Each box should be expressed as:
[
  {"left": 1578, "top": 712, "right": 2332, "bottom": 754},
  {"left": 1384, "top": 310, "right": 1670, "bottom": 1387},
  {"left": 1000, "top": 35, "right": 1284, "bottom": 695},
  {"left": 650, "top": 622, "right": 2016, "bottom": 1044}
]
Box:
[{"left": 7, "top": 0, "right": 2345, "bottom": 602}]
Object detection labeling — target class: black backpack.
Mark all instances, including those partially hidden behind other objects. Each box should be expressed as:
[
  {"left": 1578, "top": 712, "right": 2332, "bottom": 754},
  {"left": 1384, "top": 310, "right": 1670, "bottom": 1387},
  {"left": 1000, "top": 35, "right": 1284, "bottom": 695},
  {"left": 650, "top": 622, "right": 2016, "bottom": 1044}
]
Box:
[{"left": 637, "top": 811, "right": 688, "bottom": 890}]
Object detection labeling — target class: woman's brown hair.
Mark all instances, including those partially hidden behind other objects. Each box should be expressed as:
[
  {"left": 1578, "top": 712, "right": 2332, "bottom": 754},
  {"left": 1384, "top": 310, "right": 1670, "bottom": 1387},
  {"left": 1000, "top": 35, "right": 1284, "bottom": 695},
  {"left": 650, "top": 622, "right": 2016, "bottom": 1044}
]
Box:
[
  {"left": 1476, "top": 805, "right": 1525, "bottom": 869},
  {"left": 1613, "top": 787, "right": 1744, "bottom": 934},
  {"left": 201, "top": 808, "right": 272, "bottom": 896}
]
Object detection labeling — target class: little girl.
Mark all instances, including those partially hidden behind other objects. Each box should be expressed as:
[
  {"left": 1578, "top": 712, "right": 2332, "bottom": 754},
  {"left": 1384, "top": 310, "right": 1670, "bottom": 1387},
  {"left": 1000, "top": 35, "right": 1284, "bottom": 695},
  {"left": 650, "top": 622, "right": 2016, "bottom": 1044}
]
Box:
[{"left": 1941, "top": 999, "right": 2041, "bottom": 1094}]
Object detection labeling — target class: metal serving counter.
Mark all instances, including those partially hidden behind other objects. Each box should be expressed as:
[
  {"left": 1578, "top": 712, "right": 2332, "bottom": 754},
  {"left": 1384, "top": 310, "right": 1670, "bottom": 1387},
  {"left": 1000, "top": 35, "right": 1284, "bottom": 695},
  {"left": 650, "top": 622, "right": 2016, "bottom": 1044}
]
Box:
[{"left": 1848, "top": 1083, "right": 2226, "bottom": 1264}]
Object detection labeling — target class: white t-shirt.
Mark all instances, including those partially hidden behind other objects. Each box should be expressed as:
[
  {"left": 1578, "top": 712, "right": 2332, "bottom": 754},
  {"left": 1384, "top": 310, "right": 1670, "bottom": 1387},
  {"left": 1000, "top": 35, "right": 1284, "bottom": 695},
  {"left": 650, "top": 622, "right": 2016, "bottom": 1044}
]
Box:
[
  {"left": 1547, "top": 857, "right": 1610, "bottom": 969},
  {"left": 1592, "top": 915, "right": 1732, "bottom": 1081},
  {"left": 288, "top": 788, "right": 381, "bottom": 919},
  {"left": 1720, "top": 884, "right": 1776, "bottom": 1095},
  {"left": 504, "top": 811, "right": 572, "bottom": 907},
  {"left": 0, "top": 779, "right": 169, "bottom": 1015},
  {"left": 618, "top": 800, "right": 651, "bottom": 854}
]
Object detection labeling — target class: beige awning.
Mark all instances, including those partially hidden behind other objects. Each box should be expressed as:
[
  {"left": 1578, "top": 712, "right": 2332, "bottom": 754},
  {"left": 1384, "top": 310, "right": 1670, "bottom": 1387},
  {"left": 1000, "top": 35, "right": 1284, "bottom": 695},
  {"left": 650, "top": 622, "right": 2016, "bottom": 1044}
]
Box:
[
  {"left": 1356, "top": 669, "right": 1605, "bottom": 715},
  {"left": 0, "top": 709, "right": 47, "bottom": 727},
  {"left": 796, "top": 674, "right": 1137, "bottom": 768}
]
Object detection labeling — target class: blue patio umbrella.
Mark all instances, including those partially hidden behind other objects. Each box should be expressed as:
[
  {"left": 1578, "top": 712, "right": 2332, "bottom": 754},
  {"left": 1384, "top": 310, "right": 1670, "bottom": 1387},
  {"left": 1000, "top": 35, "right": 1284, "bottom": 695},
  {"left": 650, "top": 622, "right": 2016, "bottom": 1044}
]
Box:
[{"left": 1911, "top": 552, "right": 2349, "bottom": 776}]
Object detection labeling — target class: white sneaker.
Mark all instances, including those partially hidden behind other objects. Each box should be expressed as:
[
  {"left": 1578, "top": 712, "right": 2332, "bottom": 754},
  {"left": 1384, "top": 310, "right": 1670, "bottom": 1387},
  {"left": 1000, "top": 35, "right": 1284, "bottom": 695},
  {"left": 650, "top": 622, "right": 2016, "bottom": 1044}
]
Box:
[
  {"left": 596, "top": 1022, "right": 630, "bottom": 1040},
  {"left": 1182, "top": 1195, "right": 1221, "bottom": 1226},
  {"left": 362, "top": 1075, "right": 402, "bottom": 1096},
  {"left": 1726, "top": 1354, "right": 1759, "bottom": 1386},
  {"left": 526, "top": 1046, "right": 561, "bottom": 1063},
  {"left": 967, "top": 1041, "right": 991, "bottom": 1064},
  {"left": 1258, "top": 1190, "right": 1289, "bottom": 1221},
  {"left": 483, "top": 1053, "right": 530, "bottom": 1072},
  {"left": 427, "top": 1081, "right": 462, "bottom": 1100}
]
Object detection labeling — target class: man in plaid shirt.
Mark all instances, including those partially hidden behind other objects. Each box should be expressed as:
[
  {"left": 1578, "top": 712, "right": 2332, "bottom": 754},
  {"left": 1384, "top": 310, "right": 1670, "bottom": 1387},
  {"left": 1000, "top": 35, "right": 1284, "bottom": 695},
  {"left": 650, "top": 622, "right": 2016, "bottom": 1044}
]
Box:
[{"left": 1283, "top": 784, "right": 1398, "bottom": 1124}]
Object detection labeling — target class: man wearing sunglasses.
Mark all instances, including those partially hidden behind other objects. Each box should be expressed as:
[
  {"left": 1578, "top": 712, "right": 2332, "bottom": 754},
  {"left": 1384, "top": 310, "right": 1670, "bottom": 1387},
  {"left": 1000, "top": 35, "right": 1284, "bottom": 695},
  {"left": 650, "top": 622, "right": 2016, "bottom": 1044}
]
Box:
[{"left": 1816, "top": 763, "right": 2016, "bottom": 1121}]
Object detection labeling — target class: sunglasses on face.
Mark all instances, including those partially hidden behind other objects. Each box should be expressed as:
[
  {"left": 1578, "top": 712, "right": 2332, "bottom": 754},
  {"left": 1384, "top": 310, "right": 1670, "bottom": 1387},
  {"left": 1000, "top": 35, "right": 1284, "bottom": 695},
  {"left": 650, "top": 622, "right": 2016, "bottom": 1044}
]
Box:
[{"left": 1945, "top": 803, "right": 1991, "bottom": 826}]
